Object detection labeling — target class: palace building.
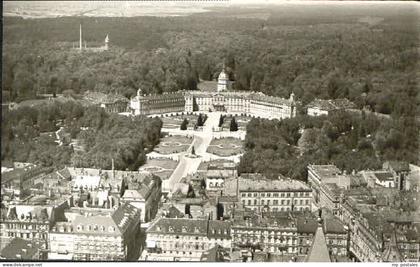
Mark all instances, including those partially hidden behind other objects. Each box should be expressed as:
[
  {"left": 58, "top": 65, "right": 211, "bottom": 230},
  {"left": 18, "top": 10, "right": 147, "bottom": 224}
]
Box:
[{"left": 129, "top": 66, "right": 297, "bottom": 120}]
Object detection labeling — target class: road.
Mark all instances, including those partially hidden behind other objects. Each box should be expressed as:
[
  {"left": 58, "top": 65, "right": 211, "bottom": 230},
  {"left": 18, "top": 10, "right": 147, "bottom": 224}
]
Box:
[{"left": 164, "top": 112, "right": 221, "bottom": 193}]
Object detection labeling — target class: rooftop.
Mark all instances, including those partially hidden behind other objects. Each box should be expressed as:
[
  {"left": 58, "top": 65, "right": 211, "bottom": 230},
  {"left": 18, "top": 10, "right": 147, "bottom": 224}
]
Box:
[
  {"left": 224, "top": 175, "right": 311, "bottom": 196},
  {"left": 62, "top": 203, "right": 140, "bottom": 236},
  {"left": 308, "top": 164, "right": 341, "bottom": 180},
  {"left": 307, "top": 98, "right": 356, "bottom": 111},
  {"left": 324, "top": 217, "right": 346, "bottom": 234},
  {"left": 0, "top": 238, "right": 41, "bottom": 260}
]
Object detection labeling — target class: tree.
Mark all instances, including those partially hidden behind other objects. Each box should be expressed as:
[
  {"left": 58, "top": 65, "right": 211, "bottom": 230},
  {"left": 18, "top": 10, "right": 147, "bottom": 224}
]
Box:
[
  {"left": 180, "top": 118, "right": 188, "bottom": 130},
  {"left": 230, "top": 117, "right": 238, "bottom": 132},
  {"left": 197, "top": 114, "right": 204, "bottom": 127},
  {"left": 218, "top": 115, "right": 224, "bottom": 127}
]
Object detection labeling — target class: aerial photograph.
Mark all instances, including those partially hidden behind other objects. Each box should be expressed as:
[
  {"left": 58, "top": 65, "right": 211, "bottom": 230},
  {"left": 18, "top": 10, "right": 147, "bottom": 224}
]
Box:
[{"left": 1, "top": 0, "right": 419, "bottom": 263}]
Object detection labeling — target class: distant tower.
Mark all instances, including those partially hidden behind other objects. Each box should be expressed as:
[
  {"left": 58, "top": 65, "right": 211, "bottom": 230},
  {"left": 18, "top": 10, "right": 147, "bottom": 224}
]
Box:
[
  {"left": 104, "top": 34, "right": 109, "bottom": 50},
  {"left": 79, "top": 23, "right": 83, "bottom": 50},
  {"left": 217, "top": 64, "right": 228, "bottom": 92}
]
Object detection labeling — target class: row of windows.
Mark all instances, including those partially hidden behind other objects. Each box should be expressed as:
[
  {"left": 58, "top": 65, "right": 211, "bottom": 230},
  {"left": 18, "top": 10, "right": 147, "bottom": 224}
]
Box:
[
  {"left": 248, "top": 207, "right": 310, "bottom": 212},
  {"left": 3, "top": 223, "right": 47, "bottom": 230},
  {"left": 241, "top": 192, "right": 310, "bottom": 198},
  {"left": 7, "top": 232, "right": 46, "bottom": 239},
  {"left": 243, "top": 199, "right": 310, "bottom": 206}
]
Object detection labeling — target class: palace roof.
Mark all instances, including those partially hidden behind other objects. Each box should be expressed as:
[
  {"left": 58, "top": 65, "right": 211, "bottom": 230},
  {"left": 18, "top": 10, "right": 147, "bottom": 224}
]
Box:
[
  {"left": 307, "top": 98, "right": 356, "bottom": 111},
  {"left": 84, "top": 91, "right": 128, "bottom": 105}
]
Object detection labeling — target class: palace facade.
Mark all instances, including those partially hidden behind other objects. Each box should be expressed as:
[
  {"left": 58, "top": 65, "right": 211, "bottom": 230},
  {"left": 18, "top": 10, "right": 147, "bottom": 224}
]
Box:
[{"left": 129, "top": 66, "right": 297, "bottom": 120}]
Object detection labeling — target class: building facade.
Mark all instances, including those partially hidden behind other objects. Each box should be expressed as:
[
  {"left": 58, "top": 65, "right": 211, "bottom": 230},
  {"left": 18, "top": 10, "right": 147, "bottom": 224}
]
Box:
[
  {"left": 224, "top": 175, "right": 312, "bottom": 213},
  {"left": 130, "top": 66, "right": 297, "bottom": 120},
  {"left": 49, "top": 203, "right": 141, "bottom": 261},
  {"left": 142, "top": 218, "right": 231, "bottom": 261}
]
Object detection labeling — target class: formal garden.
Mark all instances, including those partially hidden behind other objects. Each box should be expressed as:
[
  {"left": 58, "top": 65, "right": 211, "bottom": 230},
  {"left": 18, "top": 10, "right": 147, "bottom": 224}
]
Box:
[
  {"left": 154, "top": 135, "right": 193, "bottom": 154},
  {"left": 207, "top": 137, "right": 244, "bottom": 157}
]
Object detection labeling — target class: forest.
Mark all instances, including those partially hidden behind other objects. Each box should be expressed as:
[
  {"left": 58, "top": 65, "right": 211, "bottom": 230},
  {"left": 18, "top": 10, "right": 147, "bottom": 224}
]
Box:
[
  {"left": 2, "top": 4, "right": 419, "bottom": 173},
  {"left": 238, "top": 109, "right": 419, "bottom": 181},
  {"left": 2, "top": 5, "right": 419, "bottom": 118},
  {"left": 1, "top": 101, "right": 162, "bottom": 170}
]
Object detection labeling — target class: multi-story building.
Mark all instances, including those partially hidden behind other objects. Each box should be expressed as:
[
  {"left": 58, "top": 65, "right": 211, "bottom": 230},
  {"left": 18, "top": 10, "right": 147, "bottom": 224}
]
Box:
[
  {"left": 231, "top": 214, "right": 299, "bottom": 255},
  {"left": 130, "top": 66, "right": 298, "bottom": 120},
  {"left": 49, "top": 203, "right": 141, "bottom": 261},
  {"left": 205, "top": 161, "right": 237, "bottom": 193},
  {"left": 323, "top": 217, "right": 348, "bottom": 257},
  {"left": 142, "top": 218, "right": 231, "bottom": 261},
  {"left": 224, "top": 174, "right": 312, "bottom": 213},
  {"left": 307, "top": 164, "right": 342, "bottom": 205},
  {"left": 121, "top": 172, "right": 162, "bottom": 222},
  {"left": 0, "top": 202, "right": 69, "bottom": 251},
  {"left": 130, "top": 90, "right": 186, "bottom": 116},
  {"left": 1, "top": 166, "right": 54, "bottom": 201}
]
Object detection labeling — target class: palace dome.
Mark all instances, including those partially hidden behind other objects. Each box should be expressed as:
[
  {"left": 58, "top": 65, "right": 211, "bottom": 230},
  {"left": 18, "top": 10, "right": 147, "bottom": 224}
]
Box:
[{"left": 218, "top": 69, "right": 228, "bottom": 81}]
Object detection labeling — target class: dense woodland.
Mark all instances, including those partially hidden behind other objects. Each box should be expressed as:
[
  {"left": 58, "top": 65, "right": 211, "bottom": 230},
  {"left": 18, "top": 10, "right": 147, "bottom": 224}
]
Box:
[
  {"left": 3, "top": 6, "right": 419, "bottom": 116},
  {"left": 238, "top": 110, "right": 419, "bottom": 181},
  {"left": 2, "top": 5, "right": 419, "bottom": 172},
  {"left": 1, "top": 101, "right": 162, "bottom": 170}
]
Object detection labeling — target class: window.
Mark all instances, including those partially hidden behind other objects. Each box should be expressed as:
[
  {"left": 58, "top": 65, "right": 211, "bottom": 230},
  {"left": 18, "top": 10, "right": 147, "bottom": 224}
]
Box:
[
  {"left": 261, "top": 200, "right": 265, "bottom": 205},
  {"left": 274, "top": 200, "right": 278, "bottom": 205},
  {"left": 242, "top": 200, "right": 245, "bottom": 205},
  {"left": 267, "top": 200, "right": 270, "bottom": 205},
  {"left": 267, "top": 193, "right": 271, "bottom": 197},
  {"left": 248, "top": 200, "right": 251, "bottom": 205},
  {"left": 254, "top": 200, "right": 257, "bottom": 205},
  {"left": 261, "top": 193, "right": 265, "bottom": 197}
]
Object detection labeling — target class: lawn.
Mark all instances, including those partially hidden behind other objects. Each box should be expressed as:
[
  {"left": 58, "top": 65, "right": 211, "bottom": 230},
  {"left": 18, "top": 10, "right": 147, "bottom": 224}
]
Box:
[
  {"left": 161, "top": 114, "right": 199, "bottom": 129},
  {"left": 207, "top": 137, "right": 244, "bottom": 157},
  {"left": 221, "top": 115, "right": 251, "bottom": 130},
  {"left": 154, "top": 135, "right": 193, "bottom": 154}
]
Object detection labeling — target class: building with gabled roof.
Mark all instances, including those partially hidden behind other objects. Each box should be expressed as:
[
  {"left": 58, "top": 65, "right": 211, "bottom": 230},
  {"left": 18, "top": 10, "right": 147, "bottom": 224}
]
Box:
[
  {"left": 306, "top": 98, "right": 356, "bottom": 117},
  {"left": 0, "top": 200, "right": 69, "bottom": 251},
  {"left": 49, "top": 203, "right": 141, "bottom": 261},
  {"left": 130, "top": 65, "right": 298, "bottom": 120}
]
